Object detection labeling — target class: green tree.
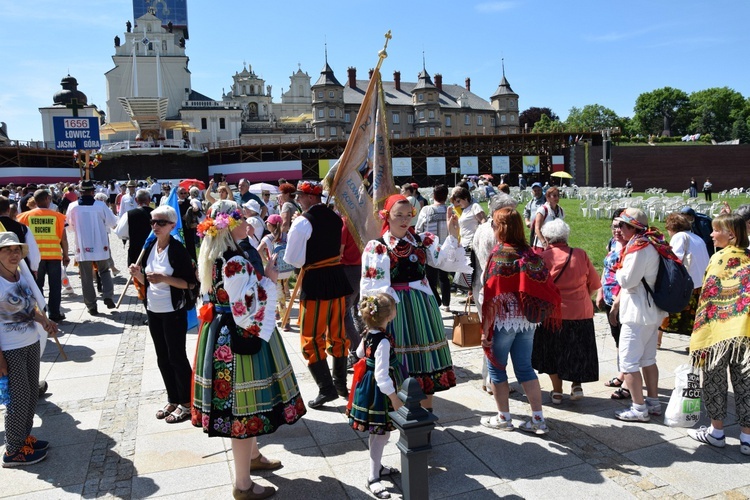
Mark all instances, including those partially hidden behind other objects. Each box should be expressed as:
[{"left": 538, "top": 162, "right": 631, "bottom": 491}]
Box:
[
  {"left": 633, "top": 87, "right": 690, "bottom": 136},
  {"left": 564, "top": 104, "right": 621, "bottom": 131},
  {"left": 732, "top": 117, "right": 750, "bottom": 144},
  {"left": 531, "top": 113, "right": 565, "bottom": 133},
  {"left": 519, "top": 107, "right": 559, "bottom": 131},
  {"left": 689, "top": 87, "right": 747, "bottom": 142}
]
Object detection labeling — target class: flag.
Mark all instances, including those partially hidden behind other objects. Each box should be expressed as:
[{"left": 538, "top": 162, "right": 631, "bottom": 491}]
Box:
[
  {"left": 142, "top": 187, "right": 198, "bottom": 329},
  {"left": 324, "top": 66, "right": 397, "bottom": 250}
]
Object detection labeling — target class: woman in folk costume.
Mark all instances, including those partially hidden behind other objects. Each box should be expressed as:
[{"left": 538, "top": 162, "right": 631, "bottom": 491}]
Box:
[
  {"left": 192, "top": 200, "right": 306, "bottom": 500},
  {"left": 480, "top": 208, "right": 561, "bottom": 434},
  {"left": 360, "top": 194, "right": 470, "bottom": 410},
  {"left": 688, "top": 213, "right": 750, "bottom": 455}
]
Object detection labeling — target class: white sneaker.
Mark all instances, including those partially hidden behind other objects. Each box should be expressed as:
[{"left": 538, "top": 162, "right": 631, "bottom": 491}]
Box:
[
  {"left": 440, "top": 305, "right": 451, "bottom": 313},
  {"left": 688, "top": 426, "right": 726, "bottom": 448},
  {"left": 741, "top": 440, "right": 750, "bottom": 456},
  {"left": 480, "top": 415, "right": 514, "bottom": 431},
  {"left": 615, "top": 406, "right": 650, "bottom": 422},
  {"left": 646, "top": 399, "right": 662, "bottom": 416},
  {"left": 518, "top": 418, "right": 548, "bottom": 435}
]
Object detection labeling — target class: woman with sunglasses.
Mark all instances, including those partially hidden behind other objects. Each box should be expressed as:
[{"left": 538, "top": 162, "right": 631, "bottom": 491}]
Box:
[
  {"left": 596, "top": 209, "right": 630, "bottom": 399},
  {"left": 129, "top": 206, "right": 198, "bottom": 424}
]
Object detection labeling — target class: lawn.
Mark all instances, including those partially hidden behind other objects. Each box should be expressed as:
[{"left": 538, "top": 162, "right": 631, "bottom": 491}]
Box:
[{"left": 482, "top": 193, "right": 750, "bottom": 275}]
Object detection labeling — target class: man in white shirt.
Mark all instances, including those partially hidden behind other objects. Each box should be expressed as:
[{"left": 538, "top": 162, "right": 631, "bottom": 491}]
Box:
[
  {"left": 118, "top": 179, "right": 138, "bottom": 218},
  {"left": 67, "top": 180, "right": 118, "bottom": 315}
]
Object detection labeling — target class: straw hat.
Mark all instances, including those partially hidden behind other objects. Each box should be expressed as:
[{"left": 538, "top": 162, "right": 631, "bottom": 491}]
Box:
[{"left": 0, "top": 232, "right": 29, "bottom": 259}]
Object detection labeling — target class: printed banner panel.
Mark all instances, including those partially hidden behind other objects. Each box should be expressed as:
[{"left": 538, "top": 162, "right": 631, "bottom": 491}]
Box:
[
  {"left": 392, "top": 158, "right": 412, "bottom": 177},
  {"left": 460, "top": 156, "right": 479, "bottom": 175},
  {"left": 491, "top": 156, "right": 510, "bottom": 174},
  {"left": 209, "top": 160, "right": 303, "bottom": 184},
  {"left": 523, "top": 156, "right": 540, "bottom": 174},
  {"left": 426, "top": 157, "right": 446, "bottom": 176}
]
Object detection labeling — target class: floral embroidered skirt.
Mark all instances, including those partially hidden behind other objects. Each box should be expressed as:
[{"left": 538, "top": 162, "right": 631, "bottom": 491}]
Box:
[
  {"left": 348, "top": 358, "right": 407, "bottom": 434},
  {"left": 388, "top": 288, "right": 456, "bottom": 394},
  {"left": 660, "top": 287, "right": 701, "bottom": 335},
  {"left": 191, "top": 312, "right": 306, "bottom": 438}
]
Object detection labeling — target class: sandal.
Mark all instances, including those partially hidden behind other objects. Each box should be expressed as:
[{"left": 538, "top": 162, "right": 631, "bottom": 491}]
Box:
[
  {"left": 570, "top": 385, "right": 584, "bottom": 401},
  {"left": 156, "top": 403, "right": 177, "bottom": 420},
  {"left": 611, "top": 388, "right": 631, "bottom": 400},
  {"left": 550, "top": 391, "right": 563, "bottom": 405},
  {"left": 604, "top": 376, "right": 624, "bottom": 388},
  {"left": 165, "top": 404, "right": 191, "bottom": 424},
  {"left": 379, "top": 465, "right": 399, "bottom": 478},
  {"left": 367, "top": 478, "right": 391, "bottom": 499}
]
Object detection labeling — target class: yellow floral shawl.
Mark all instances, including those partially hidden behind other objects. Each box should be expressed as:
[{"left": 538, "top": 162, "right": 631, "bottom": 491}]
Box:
[{"left": 689, "top": 246, "right": 750, "bottom": 369}]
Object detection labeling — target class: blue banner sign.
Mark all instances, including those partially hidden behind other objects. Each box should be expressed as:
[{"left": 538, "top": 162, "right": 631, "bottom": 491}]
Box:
[{"left": 53, "top": 117, "right": 101, "bottom": 150}]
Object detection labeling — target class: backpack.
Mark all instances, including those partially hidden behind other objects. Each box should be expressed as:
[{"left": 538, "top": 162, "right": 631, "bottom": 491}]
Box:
[
  {"left": 641, "top": 254, "right": 694, "bottom": 313},
  {"left": 272, "top": 241, "right": 295, "bottom": 274}
]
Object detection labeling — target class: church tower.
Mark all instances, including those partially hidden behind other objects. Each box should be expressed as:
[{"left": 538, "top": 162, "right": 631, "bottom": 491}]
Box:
[
  {"left": 104, "top": 8, "right": 191, "bottom": 141},
  {"left": 311, "top": 48, "right": 345, "bottom": 141},
  {"left": 490, "top": 60, "right": 520, "bottom": 135},
  {"left": 411, "top": 57, "right": 441, "bottom": 138}
]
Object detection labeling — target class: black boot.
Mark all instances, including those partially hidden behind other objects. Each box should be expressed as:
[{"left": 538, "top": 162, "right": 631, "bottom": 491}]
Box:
[
  {"left": 332, "top": 356, "right": 349, "bottom": 398},
  {"left": 307, "top": 360, "right": 337, "bottom": 409}
]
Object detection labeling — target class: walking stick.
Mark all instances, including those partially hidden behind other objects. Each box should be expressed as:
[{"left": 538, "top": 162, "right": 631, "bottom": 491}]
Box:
[
  {"left": 280, "top": 271, "right": 303, "bottom": 330},
  {"left": 115, "top": 246, "right": 147, "bottom": 308},
  {"left": 51, "top": 332, "right": 67, "bottom": 360}
]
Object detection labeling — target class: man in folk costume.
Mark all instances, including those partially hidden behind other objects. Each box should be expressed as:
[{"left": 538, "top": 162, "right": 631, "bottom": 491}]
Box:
[
  {"left": 66, "top": 180, "right": 118, "bottom": 315},
  {"left": 285, "top": 180, "right": 352, "bottom": 408}
]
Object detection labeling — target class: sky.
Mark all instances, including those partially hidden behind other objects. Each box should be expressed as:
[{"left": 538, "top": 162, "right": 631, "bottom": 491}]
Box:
[{"left": 1, "top": 0, "right": 749, "bottom": 142}]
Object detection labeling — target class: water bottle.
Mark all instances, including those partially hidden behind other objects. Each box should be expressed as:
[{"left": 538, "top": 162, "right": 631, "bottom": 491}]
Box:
[{"left": 0, "top": 375, "right": 9, "bottom": 406}]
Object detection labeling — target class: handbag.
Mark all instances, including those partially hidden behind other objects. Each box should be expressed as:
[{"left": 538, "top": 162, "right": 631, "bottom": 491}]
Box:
[
  {"left": 452, "top": 301, "right": 482, "bottom": 347},
  {"left": 664, "top": 363, "right": 702, "bottom": 427}
]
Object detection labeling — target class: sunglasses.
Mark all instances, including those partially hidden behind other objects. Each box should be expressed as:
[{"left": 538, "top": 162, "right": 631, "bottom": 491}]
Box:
[{"left": 150, "top": 220, "right": 172, "bottom": 227}]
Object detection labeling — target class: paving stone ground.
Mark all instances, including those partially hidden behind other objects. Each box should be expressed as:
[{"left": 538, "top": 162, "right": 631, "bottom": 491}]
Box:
[{"left": 1, "top": 234, "right": 749, "bottom": 499}]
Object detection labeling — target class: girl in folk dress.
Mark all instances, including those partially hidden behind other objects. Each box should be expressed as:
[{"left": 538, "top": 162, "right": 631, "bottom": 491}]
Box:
[
  {"left": 360, "top": 195, "right": 471, "bottom": 410},
  {"left": 347, "top": 293, "right": 404, "bottom": 499}
]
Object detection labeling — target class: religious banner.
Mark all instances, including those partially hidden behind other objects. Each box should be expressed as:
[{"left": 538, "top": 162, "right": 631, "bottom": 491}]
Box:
[
  {"left": 523, "top": 155, "right": 540, "bottom": 174},
  {"left": 426, "top": 157, "right": 446, "bottom": 176},
  {"left": 323, "top": 58, "right": 397, "bottom": 250},
  {"left": 491, "top": 156, "right": 510, "bottom": 174},
  {"left": 392, "top": 158, "right": 412, "bottom": 177},
  {"left": 552, "top": 155, "right": 565, "bottom": 172},
  {"left": 460, "top": 156, "right": 479, "bottom": 175}
]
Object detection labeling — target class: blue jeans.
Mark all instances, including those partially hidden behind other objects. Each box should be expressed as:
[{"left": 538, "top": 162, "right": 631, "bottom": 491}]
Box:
[{"left": 486, "top": 326, "right": 537, "bottom": 384}]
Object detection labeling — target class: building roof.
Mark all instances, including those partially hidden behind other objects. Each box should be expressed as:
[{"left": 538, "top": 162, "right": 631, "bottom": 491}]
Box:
[
  {"left": 344, "top": 80, "right": 494, "bottom": 111},
  {"left": 313, "top": 62, "right": 343, "bottom": 88},
  {"left": 491, "top": 75, "right": 518, "bottom": 99},
  {"left": 412, "top": 69, "right": 436, "bottom": 91},
  {"left": 188, "top": 90, "right": 215, "bottom": 102}
]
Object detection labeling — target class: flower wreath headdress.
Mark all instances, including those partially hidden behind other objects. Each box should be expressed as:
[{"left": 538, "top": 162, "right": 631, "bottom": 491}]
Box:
[
  {"left": 364, "top": 295, "right": 379, "bottom": 316},
  {"left": 197, "top": 209, "right": 243, "bottom": 238}
]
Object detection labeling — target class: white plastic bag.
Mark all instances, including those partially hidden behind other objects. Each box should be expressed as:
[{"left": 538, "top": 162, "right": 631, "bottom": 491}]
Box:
[{"left": 664, "top": 363, "right": 702, "bottom": 427}]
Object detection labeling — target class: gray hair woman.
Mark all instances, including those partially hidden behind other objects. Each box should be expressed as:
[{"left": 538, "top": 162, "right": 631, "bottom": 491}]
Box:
[
  {"left": 532, "top": 219, "right": 601, "bottom": 404},
  {"left": 129, "top": 205, "right": 198, "bottom": 424}
]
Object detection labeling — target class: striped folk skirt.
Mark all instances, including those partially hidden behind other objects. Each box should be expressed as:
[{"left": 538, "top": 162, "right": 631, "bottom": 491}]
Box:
[
  {"left": 387, "top": 288, "right": 456, "bottom": 394},
  {"left": 192, "top": 312, "right": 306, "bottom": 438}
]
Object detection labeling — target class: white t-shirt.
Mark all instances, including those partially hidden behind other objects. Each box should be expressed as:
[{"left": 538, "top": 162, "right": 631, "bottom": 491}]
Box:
[
  {"left": 0, "top": 274, "right": 39, "bottom": 351},
  {"left": 670, "top": 231, "right": 710, "bottom": 287},
  {"left": 145, "top": 244, "right": 175, "bottom": 313},
  {"left": 458, "top": 202, "right": 485, "bottom": 248}
]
